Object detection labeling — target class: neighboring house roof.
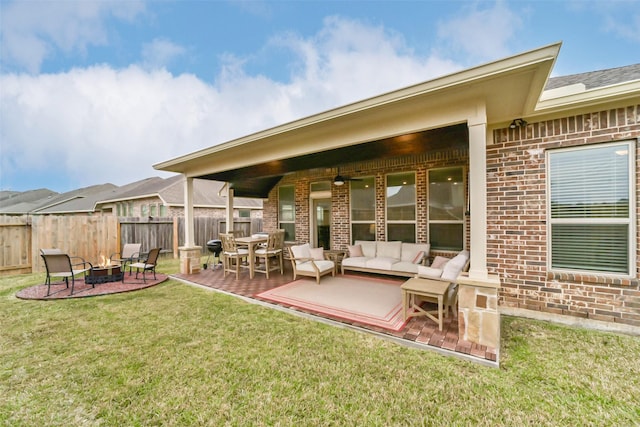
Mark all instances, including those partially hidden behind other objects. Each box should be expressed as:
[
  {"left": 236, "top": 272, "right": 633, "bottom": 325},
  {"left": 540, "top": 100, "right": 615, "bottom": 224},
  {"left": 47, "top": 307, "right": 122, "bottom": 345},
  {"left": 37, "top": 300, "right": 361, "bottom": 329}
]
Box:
[
  {"left": 0, "top": 189, "right": 59, "bottom": 214},
  {"left": 545, "top": 63, "right": 640, "bottom": 91},
  {"left": 32, "top": 184, "right": 119, "bottom": 214},
  {"left": 97, "top": 175, "right": 263, "bottom": 209}
]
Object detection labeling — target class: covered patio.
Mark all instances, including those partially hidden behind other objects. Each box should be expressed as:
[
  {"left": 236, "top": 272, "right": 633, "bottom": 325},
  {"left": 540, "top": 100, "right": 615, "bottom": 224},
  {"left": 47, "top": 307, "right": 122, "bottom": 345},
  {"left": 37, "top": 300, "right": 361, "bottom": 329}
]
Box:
[
  {"left": 172, "top": 262, "right": 498, "bottom": 366},
  {"left": 156, "top": 44, "right": 563, "bottom": 367}
]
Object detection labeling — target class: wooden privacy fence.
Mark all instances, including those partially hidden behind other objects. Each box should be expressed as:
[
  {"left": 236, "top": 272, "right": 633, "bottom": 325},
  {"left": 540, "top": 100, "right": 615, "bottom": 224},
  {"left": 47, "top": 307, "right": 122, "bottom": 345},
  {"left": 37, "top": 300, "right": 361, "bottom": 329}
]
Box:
[
  {"left": 0, "top": 215, "right": 32, "bottom": 275},
  {"left": 1, "top": 215, "right": 262, "bottom": 275}
]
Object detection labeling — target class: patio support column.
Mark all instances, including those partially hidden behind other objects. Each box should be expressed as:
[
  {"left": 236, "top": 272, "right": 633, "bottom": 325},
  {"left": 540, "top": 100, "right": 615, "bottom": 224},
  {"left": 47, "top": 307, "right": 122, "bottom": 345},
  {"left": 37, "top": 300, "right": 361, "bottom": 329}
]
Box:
[
  {"left": 458, "top": 112, "right": 501, "bottom": 353},
  {"left": 179, "top": 175, "right": 201, "bottom": 274},
  {"left": 467, "top": 116, "right": 488, "bottom": 280},
  {"left": 225, "top": 186, "right": 234, "bottom": 233}
]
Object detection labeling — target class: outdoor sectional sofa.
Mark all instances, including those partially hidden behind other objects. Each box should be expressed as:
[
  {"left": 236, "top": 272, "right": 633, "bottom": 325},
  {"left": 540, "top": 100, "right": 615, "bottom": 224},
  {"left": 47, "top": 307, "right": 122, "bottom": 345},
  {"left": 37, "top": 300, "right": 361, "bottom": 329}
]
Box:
[{"left": 341, "top": 240, "right": 431, "bottom": 277}]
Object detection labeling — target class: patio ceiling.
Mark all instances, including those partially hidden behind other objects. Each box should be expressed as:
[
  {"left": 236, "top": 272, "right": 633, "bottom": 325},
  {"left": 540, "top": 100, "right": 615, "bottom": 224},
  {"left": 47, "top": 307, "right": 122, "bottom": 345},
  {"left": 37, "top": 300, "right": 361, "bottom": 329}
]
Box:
[{"left": 198, "top": 124, "right": 468, "bottom": 198}]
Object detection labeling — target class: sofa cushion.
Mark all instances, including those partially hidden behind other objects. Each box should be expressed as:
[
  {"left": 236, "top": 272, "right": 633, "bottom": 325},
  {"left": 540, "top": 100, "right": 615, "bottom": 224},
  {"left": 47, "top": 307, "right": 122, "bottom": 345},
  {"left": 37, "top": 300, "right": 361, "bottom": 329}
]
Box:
[
  {"left": 348, "top": 244, "right": 364, "bottom": 257},
  {"left": 391, "top": 261, "right": 421, "bottom": 274},
  {"left": 416, "top": 266, "right": 444, "bottom": 278},
  {"left": 342, "top": 256, "right": 369, "bottom": 268},
  {"left": 400, "top": 243, "right": 430, "bottom": 262},
  {"left": 366, "top": 257, "right": 398, "bottom": 270},
  {"left": 440, "top": 250, "right": 470, "bottom": 282},
  {"left": 356, "top": 240, "right": 377, "bottom": 258},
  {"left": 376, "top": 241, "right": 402, "bottom": 259}
]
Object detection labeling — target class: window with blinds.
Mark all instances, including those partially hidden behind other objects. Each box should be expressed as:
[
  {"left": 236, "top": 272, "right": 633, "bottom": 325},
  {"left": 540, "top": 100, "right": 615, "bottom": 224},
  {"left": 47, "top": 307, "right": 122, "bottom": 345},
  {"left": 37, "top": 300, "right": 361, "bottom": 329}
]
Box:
[{"left": 548, "top": 141, "right": 634, "bottom": 275}]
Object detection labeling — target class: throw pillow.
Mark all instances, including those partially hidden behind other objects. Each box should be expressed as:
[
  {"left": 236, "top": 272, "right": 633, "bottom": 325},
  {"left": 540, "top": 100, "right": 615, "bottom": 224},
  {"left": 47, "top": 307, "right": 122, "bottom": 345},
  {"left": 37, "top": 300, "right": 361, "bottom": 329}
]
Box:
[
  {"left": 412, "top": 251, "right": 425, "bottom": 264},
  {"left": 431, "top": 256, "right": 450, "bottom": 269},
  {"left": 348, "top": 244, "right": 364, "bottom": 257},
  {"left": 309, "top": 247, "right": 325, "bottom": 261}
]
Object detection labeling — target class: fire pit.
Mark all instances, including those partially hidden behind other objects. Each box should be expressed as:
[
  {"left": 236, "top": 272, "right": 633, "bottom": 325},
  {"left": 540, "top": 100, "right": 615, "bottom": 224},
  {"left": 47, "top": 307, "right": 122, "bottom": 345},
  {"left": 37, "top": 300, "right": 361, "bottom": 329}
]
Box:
[{"left": 86, "top": 265, "right": 123, "bottom": 285}]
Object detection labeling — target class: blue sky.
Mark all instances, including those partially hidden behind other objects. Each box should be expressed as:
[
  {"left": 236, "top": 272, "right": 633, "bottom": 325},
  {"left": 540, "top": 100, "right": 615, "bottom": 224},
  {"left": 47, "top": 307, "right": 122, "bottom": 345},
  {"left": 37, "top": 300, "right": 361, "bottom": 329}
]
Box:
[{"left": 1, "top": 0, "right": 639, "bottom": 193}]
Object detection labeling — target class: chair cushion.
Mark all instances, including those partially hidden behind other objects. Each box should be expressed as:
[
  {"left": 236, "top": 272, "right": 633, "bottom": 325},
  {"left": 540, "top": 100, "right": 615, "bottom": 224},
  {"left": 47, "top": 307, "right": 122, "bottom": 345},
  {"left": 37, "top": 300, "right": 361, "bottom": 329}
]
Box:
[
  {"left": 290, "top": 243, "right": 311, "bottom": 264},
  {"left": 309, "top": 247, "right": 325, "bottom": 260},
  {"left": 296, "top": 260, "right": 334, "bottom": 273}
]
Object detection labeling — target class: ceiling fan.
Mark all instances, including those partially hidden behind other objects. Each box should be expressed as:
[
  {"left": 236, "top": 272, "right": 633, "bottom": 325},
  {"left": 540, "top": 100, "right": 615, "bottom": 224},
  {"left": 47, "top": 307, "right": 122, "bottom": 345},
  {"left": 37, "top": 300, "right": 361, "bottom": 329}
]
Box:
[{"left": 333, "top": 168, "right": 363, "bottom": 186}]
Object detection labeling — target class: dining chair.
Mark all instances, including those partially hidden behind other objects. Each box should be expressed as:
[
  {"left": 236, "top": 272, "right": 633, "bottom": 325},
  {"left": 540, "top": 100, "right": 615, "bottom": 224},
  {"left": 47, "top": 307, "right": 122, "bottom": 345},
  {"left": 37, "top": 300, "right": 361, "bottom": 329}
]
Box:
[
  {"left": 254, "top": 230, "right": 285, "bottom": 278},
  {"left": 220, "top": 233, "right": 249, "bottom": 279}
]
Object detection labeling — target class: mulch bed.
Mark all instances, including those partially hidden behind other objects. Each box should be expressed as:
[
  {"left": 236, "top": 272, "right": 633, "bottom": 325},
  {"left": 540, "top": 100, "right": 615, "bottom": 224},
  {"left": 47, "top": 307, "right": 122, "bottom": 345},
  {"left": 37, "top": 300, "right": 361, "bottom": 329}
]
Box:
[{"left": 15, "top": 272, "right": 168, "bottom": 300}]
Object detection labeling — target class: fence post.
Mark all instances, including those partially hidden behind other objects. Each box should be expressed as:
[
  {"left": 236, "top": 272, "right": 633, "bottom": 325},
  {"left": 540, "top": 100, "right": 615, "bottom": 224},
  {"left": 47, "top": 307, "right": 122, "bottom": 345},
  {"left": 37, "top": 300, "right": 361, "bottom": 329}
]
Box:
[{"left": 173, "top": 217, "right": 179, "bottom": 259}]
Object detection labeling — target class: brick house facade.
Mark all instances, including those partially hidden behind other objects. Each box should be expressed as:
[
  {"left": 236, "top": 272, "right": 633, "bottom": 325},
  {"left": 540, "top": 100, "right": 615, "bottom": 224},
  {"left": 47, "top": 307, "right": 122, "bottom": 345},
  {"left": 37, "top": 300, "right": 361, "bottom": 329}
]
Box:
[
  {"left": 156, "top": 43, "right": 640, "bottom": 335},
  {"left": 489, "top": 106, "right": 640, "bottom": 327}
]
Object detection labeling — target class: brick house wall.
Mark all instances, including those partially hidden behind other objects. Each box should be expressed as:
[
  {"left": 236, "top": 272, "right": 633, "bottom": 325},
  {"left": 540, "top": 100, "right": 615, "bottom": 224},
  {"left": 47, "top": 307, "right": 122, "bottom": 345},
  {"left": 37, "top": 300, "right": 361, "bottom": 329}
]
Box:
[
  {"left": 488, "top": 104, "right": 640, "bottom": 327},
  {"left": 263, "top": 148, "right": 469, "bottom": 255}
]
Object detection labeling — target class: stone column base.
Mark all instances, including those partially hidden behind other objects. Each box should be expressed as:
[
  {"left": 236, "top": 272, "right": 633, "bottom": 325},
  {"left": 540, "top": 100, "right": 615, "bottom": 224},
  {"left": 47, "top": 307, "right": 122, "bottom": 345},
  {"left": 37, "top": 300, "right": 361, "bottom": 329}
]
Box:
[
  {"left": 179, "top": 246, "right": 202, "bottom": 275},
  {"left": 457, "top": 273, "right": 501, "bottom": 349}
]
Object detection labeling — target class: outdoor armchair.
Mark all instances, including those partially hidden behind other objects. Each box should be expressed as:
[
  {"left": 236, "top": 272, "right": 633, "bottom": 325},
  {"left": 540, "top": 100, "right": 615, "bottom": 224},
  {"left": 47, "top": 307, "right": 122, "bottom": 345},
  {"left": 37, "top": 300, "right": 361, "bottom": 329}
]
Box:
[
  {"left": 40, "top": 250, "right": 93, "bottom": 296},
  {"left": 127, "top": 247, "right": 161, "bottom": 283},
  {"left": 110, "top": 243, "right": 142, "bottom": 271},
  {"left": 287, "top": 243, "right": 335, "bottom": 284}
]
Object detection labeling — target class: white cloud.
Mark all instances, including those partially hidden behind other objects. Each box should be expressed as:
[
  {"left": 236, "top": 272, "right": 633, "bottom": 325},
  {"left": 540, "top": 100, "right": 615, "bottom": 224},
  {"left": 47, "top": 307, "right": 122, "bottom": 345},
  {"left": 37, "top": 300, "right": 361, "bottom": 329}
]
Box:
[
  {"left": 0, "top": 0, "right": 145, "bottom": 73},
  {"left": 141, "top": 38, "right": 187, "bottom": 70},
  {"left": 1, "top": 15, "right": 467, "bottom": 192},
  {"left": 436, "top": 1, "right": 522, "bottom": 62}
]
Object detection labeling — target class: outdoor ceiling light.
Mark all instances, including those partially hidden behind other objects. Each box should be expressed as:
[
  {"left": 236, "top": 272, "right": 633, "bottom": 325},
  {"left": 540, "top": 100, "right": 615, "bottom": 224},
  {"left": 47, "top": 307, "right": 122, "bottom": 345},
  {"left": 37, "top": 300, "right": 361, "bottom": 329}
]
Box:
[
  {"left": 509, "top": 118, "right": 527, "bottom": 129},
  {"left": 333, "top": 175, "right": 345, "bottom": 186}
]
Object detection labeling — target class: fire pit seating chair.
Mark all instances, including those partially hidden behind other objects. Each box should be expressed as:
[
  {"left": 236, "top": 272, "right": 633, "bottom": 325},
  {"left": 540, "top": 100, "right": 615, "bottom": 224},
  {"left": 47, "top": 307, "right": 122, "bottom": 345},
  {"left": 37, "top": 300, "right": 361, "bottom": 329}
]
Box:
[
  {"left": 341, "top": 240, "right": 431, "bottom": 277},
  {"left": 40, "top": 249, "right": 93, "bottom": 296},
  {"left": 109, "top": 243, "right": 142, "bottom": 273},
  {"left": 413, "top": 250, "right": 471, "bottom": 318},
  {"left": 287, "top": 243, "right": 335, "bottom": 284},
  {"left": 126, "top": 247, "right": 161, "bottom": 283}
]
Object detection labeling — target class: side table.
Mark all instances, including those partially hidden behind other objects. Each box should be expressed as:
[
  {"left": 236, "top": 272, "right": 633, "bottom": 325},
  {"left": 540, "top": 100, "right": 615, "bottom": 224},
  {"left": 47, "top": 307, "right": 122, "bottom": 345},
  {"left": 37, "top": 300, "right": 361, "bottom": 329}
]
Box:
[{"left": 400, "top": 277, "right": 451, "bottom": 331}]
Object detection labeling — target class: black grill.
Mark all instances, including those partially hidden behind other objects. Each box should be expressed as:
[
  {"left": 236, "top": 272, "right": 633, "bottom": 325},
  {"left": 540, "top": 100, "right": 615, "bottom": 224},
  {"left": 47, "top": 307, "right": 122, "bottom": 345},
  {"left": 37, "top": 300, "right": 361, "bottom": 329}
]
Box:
[{"left": 204, "top": 239, "right": 223, "bottom": 269}]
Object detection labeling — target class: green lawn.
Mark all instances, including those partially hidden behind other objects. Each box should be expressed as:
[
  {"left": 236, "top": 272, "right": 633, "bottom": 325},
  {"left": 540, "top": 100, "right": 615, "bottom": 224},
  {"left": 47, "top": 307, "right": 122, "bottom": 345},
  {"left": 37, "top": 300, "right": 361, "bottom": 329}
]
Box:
[{"left": 1, "top": 259, "right": 639, "bottom": 426}]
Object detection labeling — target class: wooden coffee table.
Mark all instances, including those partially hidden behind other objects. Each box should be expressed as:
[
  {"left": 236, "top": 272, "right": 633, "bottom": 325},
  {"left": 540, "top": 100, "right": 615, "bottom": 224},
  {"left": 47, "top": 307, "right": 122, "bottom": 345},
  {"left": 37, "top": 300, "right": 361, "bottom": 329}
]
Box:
[{"left": 400, "top": 277, "right": 450, "bottom": 331}]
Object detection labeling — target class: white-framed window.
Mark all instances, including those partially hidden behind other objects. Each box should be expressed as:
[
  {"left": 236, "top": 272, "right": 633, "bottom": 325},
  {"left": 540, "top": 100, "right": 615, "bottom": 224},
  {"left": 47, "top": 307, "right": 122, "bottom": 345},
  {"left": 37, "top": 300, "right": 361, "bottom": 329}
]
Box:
[
  {"left": 386, "top": 172, "right": 416, "bottom": 243},
  {"left": 547, "top": 141, "right": 635, "bottom": 276},
  {"left": 278, "top": 185, "right": 296, "bottom": 242},
  {"left": 350, "top": 176, "right": 376, "bottom": 243},
  {"left": 428, "top": 167, "right": 465, "bottom": 251}
]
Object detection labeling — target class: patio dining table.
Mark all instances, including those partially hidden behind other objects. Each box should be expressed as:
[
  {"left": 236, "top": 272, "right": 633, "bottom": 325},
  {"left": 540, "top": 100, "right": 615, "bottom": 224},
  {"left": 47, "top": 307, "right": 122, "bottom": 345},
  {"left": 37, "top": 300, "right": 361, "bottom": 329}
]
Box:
[{"left": 235, "top": 235, "right": 268, "bottom": 279}]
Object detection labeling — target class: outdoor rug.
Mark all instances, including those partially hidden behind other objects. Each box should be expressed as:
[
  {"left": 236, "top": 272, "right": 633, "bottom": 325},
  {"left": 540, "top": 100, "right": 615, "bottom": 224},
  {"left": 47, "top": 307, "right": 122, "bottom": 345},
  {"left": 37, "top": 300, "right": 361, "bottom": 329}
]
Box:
[
  {"left": 16, "top": 272, "right": 168, "bottom": 300},
  {"left": 255, "top": 275, "right": 408, "bottom": 331}
]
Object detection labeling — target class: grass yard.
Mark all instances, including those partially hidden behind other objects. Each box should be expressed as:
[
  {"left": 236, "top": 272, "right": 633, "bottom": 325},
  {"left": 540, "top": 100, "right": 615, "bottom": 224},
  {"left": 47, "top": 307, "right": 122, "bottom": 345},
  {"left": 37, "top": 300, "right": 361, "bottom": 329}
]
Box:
[{"left": 1, "top": 258, "right": 639, "bottom": 426}]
